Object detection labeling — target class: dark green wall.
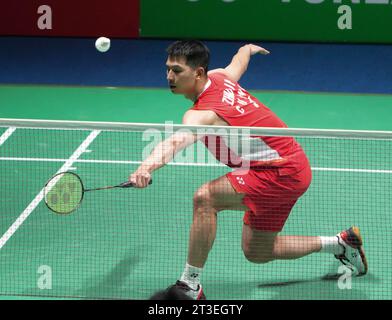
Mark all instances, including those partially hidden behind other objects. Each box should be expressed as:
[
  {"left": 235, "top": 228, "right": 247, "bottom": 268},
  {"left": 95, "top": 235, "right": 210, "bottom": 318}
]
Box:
[{"left": 141, "top": 0, "right": 392, "bottom": 43}]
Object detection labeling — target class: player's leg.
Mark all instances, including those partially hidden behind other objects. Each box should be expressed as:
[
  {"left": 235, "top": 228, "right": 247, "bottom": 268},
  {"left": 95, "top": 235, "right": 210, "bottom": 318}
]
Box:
[
  {"left": 241, "top": 223, "right": 368, "bottom": 275},
  {"left": 187, "top": 174, "right": 247, "bottom": 268},
  {"left": 241, "top": 223, "right": 322, "bottom": 263},
  {"left": 172, "top": 174, "right": 247, "bottom": 299}
]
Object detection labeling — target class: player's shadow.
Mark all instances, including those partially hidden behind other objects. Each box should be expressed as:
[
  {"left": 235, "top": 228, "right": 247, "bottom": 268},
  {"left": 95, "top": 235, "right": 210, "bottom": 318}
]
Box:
[
  {"left": 80, "top": 254, "right": 141, "bottom": 299},
  {"left": 17, "top": 257, "right": 140, "bottom": 300},
  {"left": 257, "top": 271, "right": 377, "bottom": 300}
]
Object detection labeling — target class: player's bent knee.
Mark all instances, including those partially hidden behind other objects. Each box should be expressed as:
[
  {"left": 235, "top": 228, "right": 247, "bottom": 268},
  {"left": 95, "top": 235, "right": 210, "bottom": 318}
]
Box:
[
  {"left": 242, "top": 249, "right": 274, "bottom": 264},
  {"left": 193, "top": 189, "right": 210, "bottom": 206},
  {"left": 193, "top": 185, "right": 216, "bottom": 209}
]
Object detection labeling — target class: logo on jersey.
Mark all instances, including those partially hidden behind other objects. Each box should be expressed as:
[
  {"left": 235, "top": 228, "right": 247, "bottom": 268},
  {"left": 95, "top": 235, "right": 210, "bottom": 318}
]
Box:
[{"left": 236, "top": 177, "right": 246, "bottom": 185}]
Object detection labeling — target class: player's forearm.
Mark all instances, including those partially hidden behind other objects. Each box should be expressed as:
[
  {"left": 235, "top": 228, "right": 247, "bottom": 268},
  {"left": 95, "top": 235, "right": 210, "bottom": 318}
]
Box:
[
  {"left": 139, "top": 140, "right": 177, "bottom": 173},
  {"left": 138, "top": 133, "right": 195, "bottom": 173},
  {"left": 228, "top": 45, "right": 252, "bottom": 79}
]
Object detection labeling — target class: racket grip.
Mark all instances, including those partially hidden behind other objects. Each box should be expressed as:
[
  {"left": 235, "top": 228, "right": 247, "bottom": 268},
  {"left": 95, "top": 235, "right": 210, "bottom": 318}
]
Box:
[{"left": 120, "top": 180, "right": 153, "bottom": 188}]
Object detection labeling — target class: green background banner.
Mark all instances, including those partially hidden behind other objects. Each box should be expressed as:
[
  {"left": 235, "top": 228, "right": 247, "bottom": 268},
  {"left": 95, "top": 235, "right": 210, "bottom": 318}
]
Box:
[{"left": 140, "top": 0, "right": 392, "bottom": 43}]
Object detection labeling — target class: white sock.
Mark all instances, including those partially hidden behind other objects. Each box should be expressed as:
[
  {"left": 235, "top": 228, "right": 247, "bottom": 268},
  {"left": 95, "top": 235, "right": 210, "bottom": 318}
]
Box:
[
  {"left": 319, "top": 236, "right": 343, "bottom": 255},
  {"left": 180, "top": 262, "right": 202, "bottom": 290}
]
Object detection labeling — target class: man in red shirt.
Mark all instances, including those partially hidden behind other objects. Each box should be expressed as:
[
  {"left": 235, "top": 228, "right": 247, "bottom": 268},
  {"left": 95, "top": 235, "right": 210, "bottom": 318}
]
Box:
[{"left": 129, "top": 40, "right": 367, "bottom": 299}]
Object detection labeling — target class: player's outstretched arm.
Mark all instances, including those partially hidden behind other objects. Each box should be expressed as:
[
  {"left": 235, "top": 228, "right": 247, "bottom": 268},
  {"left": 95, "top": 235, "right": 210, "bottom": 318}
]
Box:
[
  {"left": 208, "top": 44, "right": 270, "bottom": 82},
  {"left": 128, "top": 131, "right": 197, "bottom": 187},
  {"left": 129, "top": 110, "right": 216, "bottom": 188}
]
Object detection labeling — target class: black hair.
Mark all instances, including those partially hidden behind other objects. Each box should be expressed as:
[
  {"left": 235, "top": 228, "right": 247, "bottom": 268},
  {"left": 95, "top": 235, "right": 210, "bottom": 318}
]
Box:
[{"left": 166, "top": 40, "right": 210, "bottom": 73}]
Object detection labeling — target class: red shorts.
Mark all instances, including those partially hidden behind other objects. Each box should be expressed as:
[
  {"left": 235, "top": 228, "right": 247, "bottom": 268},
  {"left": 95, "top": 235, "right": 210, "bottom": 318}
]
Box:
[{"left": 226, "top": 165, "right": 312, "bottom": 232}]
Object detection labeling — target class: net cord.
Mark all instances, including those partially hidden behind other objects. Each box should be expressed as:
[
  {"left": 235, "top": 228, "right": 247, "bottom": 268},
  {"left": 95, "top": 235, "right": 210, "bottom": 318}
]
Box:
[{"left": 1, "top": 117, "right": 392, "bottom": 139}]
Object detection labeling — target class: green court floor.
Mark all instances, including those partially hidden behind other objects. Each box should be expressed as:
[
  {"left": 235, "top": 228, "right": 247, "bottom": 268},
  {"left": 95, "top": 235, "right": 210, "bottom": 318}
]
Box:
[
  {"left": 1, "top": 85, "right": 392, "bottom": 130},
  {"left": 0, "top": 85, "right": 391, "bottom": 300}
]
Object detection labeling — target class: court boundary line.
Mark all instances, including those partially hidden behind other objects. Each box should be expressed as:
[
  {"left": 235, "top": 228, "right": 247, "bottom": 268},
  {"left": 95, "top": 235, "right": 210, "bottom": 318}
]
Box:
[
  {"left": 0, "top": 127, "right": 16, "bottom": 146},
  {"left": 0, "top": 156, "right": 391, "bottom": 174},
  {"left": 0, "top": 130, "right": 101, "bottom": 250}
]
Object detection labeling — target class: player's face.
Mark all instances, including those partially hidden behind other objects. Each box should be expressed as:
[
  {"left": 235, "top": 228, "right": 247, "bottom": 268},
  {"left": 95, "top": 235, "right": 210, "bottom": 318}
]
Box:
[{"left": 166, "top": 57, "right": 200, "bottom": 97}]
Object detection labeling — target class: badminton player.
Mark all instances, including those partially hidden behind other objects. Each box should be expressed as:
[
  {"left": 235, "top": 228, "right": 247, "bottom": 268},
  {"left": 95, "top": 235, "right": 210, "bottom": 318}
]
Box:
[{"left": 129, "top": 40, "right": 368, "bottom": 299}]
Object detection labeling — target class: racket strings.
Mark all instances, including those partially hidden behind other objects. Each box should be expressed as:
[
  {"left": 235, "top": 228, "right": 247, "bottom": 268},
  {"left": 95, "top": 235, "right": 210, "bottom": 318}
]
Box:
[{"left": 44, "top": 172, "right": 84, "bottom": 214}]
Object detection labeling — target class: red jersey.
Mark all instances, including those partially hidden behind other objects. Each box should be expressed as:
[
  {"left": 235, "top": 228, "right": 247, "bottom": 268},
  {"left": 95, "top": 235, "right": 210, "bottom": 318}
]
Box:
[{"left": 191, "top": 72, "right": 309, "bottom": 175}]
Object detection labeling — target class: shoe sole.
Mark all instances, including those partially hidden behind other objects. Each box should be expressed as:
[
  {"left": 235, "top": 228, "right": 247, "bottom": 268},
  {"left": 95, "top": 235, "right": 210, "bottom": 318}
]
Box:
[{"left": 346, "top": 226, "right": 368, "bottom": 276}]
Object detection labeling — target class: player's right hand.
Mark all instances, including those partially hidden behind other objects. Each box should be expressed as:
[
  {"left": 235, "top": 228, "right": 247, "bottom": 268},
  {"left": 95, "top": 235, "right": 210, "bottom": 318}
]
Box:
[{"left": 129, "top": 168, "right": 152, "bottom": 188}]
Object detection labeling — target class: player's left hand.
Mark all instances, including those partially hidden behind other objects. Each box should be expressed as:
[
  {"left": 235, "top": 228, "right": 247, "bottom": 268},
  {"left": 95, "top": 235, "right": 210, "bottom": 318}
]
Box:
[{"left": 246, "top": 44, "right": 270, "bottom": 55}]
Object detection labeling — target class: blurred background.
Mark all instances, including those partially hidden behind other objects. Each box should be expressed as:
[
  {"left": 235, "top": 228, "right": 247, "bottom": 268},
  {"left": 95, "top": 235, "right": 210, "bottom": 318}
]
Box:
[{"left": 1, "top": 0, "right": 391, "bottom": 129}]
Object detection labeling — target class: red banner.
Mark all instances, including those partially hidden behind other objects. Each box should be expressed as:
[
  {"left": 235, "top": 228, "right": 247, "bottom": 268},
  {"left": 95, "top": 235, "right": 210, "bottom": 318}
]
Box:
[{"left": 0, "top": 0, "right": 139, "bottom": 38}]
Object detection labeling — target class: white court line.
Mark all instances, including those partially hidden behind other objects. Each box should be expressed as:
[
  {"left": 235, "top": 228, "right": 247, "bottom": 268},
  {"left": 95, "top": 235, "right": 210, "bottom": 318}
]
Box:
[
  {"left": 0, "top": 130, "right": 101, "bottom": 250},
  {"left": 0, "top": 156, "right": 391, "bottom": 174},
  {"left": 0, "top": 157, "right": 224, "bottom": 167},
  {"left": 0, "top": 127, "right": 16, "bottom": 146},
  {"left": 311, "top": 167, "right": 392, "bottom": 174}
]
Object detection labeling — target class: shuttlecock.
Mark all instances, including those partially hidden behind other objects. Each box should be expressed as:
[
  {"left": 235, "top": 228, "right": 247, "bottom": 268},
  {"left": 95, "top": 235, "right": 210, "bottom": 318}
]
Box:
[{"left": 95, "top": 37, "right": 111, "bottom": 53}]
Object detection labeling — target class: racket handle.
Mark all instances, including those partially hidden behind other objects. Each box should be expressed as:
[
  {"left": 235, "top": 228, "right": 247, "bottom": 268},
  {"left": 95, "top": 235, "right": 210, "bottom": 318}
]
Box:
[{"left": 120, "top": 180, "right": 153, "bottom": 188}]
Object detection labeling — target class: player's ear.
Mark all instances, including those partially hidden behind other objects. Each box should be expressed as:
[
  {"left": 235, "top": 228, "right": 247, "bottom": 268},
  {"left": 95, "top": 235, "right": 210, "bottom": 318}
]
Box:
[{"left": 195, "top": 67, "right": 206, "bottom": 80}]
